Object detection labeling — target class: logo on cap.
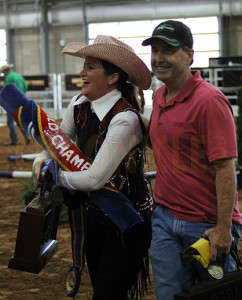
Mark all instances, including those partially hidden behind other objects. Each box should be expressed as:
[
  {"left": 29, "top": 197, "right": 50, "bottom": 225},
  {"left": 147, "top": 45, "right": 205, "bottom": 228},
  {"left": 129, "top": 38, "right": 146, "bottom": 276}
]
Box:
[{"left": 156, "top": 24, "right": 175, "bottom": 32}]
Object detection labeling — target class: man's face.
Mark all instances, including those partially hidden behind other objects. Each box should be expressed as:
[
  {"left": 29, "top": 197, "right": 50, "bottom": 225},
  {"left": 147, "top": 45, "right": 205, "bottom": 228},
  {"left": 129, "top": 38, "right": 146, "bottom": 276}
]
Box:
[
  {"left": 2, "top": 70, "right": 8, "bottom": 77},
  {"left": 151, "top": 39, "right": 193, "bottom": 84}
]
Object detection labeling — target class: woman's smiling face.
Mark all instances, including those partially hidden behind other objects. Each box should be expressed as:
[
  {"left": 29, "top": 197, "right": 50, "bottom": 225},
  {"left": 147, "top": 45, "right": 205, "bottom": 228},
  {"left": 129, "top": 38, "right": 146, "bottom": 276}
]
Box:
[{"left": 80, "top": 56, "right": 116, "bottom": 101}]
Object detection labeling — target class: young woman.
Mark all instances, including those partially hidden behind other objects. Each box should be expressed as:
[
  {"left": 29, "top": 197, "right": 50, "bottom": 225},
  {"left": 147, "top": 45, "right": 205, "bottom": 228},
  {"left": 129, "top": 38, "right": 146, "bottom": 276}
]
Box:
[{"left": 33, "top": 35, "right": 153, "bottom": 300}]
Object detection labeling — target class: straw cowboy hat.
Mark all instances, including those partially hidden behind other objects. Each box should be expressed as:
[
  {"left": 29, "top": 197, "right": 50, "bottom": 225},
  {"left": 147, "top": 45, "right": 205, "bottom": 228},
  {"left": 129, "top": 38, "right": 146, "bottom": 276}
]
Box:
[
  {"left": 0, "top": 64, "right": 14, "bottom": 73},
  {"left": 62, "top": 35, "right": 151, "bottom": 90}
]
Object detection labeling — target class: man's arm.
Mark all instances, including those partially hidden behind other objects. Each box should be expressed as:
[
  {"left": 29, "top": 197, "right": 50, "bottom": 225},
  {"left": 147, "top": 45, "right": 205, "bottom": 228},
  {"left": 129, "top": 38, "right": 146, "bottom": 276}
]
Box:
[{"left": 203, "top": 157, "right": 237, "bottom": 261}]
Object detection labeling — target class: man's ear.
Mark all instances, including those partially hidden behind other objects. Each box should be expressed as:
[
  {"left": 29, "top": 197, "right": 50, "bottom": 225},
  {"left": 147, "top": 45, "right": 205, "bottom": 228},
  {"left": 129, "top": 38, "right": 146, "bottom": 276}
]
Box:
[{"left": 187, "top": 49, "right": 194, "bottom": 66}]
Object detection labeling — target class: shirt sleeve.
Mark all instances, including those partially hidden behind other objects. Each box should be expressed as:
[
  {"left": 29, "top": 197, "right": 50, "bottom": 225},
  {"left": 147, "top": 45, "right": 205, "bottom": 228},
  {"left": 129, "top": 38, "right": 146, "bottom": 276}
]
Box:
[
  {"left": 200, "top": 95, "right": 238, "bottom": 162},
  {"left": 58, "top": 110, "right": 143, "bottom": 191}
]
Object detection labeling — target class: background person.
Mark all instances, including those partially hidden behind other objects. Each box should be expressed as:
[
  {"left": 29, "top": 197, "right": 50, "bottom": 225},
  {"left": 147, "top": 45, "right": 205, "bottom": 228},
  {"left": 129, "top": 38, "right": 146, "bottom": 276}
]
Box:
[
  {"left": 142, "top": 20, "right": 242, "bottom": 300},
  {"left": 33, "top": 35, "right": 153, "bottom": 300},
  {"left": 0, "top": 64, "right": 30, "bottom": 145}
]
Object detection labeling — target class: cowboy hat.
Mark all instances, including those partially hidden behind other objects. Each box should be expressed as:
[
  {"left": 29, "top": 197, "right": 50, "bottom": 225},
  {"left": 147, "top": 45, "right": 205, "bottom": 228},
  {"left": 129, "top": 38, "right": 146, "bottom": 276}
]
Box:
[
  {"left": 62, "top": 35, "right": 151, "bottom": 90},
  {"left": 0, "top": 64, "right": 14, "bottom": 73}
]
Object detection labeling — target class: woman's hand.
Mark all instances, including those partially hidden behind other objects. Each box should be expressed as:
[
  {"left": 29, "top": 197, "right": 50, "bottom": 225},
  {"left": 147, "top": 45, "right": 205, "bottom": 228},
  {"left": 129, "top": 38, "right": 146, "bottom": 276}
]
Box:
[
  {"left": 33, "top": 158, "right": 48, "bottom": 181},
  {"left": 32, "top": 151, "right": 51, "bottom": 181}
]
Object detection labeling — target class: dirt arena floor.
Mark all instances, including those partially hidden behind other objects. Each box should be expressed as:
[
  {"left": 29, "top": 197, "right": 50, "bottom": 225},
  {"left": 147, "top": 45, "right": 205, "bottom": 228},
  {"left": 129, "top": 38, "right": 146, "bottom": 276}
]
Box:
[{"left": 0, "top": 122, "right": 241, "bottom": 300}]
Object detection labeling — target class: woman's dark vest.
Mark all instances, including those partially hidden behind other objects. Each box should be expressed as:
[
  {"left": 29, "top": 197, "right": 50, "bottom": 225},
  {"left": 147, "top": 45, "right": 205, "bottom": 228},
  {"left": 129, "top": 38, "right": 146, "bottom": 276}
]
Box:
[{"left": 74, "top": 97, "right": 152, "bottom": 213}]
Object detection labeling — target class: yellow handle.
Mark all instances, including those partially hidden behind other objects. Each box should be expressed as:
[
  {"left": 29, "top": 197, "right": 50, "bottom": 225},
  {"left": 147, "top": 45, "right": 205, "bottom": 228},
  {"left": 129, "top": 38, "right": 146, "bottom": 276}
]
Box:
[{"left": 191, "top": 237, "right": 210, "bottom": 268}]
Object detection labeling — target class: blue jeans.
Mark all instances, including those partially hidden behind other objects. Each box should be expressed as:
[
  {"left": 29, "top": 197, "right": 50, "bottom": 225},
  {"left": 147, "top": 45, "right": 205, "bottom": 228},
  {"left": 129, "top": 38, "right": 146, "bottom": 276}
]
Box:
[
  {"left": 7, "top": 114, "right": 18, "bottom": 144},
  {"left": 150, "top": 205, "right": 242, "bottom": 300},
  {"left": 7, "top": 113, "right": 29, "bottom": 144}
]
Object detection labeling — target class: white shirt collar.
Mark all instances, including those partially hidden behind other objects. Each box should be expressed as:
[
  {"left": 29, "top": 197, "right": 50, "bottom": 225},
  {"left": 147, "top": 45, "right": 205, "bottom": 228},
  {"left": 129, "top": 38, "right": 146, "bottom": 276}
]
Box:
[{"left": 72, "top": 89, "right": 122, "bottom": 121}]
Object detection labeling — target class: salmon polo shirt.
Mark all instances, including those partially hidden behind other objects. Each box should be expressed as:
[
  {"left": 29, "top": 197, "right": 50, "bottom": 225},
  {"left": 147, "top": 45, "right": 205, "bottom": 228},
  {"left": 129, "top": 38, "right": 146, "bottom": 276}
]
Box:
[{"left": 150, "top": 71, "right": 242, "bottom": 225}]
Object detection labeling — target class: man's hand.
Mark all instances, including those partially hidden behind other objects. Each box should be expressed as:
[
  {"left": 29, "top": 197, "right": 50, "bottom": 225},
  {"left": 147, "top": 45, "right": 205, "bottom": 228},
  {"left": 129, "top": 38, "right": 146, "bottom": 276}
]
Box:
[{"left": 203, "top": 225, "right": 232, "bottom": 262}]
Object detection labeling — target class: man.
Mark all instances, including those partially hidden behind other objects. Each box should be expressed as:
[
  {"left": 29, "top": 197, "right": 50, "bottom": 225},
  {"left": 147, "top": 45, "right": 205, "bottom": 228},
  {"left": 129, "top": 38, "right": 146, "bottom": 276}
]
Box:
[
  {"left": 0, "top": 64, "right": 30, "bottom": 145},
  {"left": 142, "top": 20, "right": 242, "bottom": 299}
]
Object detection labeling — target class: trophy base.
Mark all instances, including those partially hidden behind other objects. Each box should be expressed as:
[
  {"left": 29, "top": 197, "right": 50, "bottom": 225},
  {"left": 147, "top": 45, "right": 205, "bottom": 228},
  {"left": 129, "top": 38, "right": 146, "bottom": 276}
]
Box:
[
  {"left": 8, "top": 191, "right": 61, "bottom": 274},
  {"left": 8, "top": 239, "right": 58, "bottom": 274}
]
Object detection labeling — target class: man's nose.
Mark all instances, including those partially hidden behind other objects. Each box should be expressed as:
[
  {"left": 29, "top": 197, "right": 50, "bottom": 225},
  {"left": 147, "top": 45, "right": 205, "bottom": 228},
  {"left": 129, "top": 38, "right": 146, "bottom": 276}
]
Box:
[{"left": 156, "top": 51, "right": 166, "bottom": 62}]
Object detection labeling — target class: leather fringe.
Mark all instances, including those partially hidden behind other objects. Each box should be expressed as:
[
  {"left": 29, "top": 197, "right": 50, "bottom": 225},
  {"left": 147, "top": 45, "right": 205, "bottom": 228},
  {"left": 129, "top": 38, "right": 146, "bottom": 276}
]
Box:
[{"left": 128, "top": 255, "right": 151, "bottom": 300}]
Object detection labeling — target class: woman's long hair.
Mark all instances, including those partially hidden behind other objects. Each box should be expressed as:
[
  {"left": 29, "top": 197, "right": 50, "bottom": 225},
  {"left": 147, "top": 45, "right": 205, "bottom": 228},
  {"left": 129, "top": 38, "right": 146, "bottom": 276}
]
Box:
[{"left": 100, "top": 59, "right": 142, "bottom": 112}]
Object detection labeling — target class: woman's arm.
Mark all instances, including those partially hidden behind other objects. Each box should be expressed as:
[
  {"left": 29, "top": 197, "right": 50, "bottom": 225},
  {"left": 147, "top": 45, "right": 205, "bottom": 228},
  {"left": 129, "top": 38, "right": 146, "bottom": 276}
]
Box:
[{"left": 58, "top": 110, "right": 143, "bottom": 191}]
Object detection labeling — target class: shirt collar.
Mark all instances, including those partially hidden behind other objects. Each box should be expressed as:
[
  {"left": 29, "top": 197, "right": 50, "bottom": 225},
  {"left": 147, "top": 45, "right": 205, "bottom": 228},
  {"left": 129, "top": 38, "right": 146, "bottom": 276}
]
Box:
[
  {"left": 159, "top": 70, "right": 203, "bottom": 108},
  {"left": 73, "top": 89, "right": 122, "bottom": 121}
]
